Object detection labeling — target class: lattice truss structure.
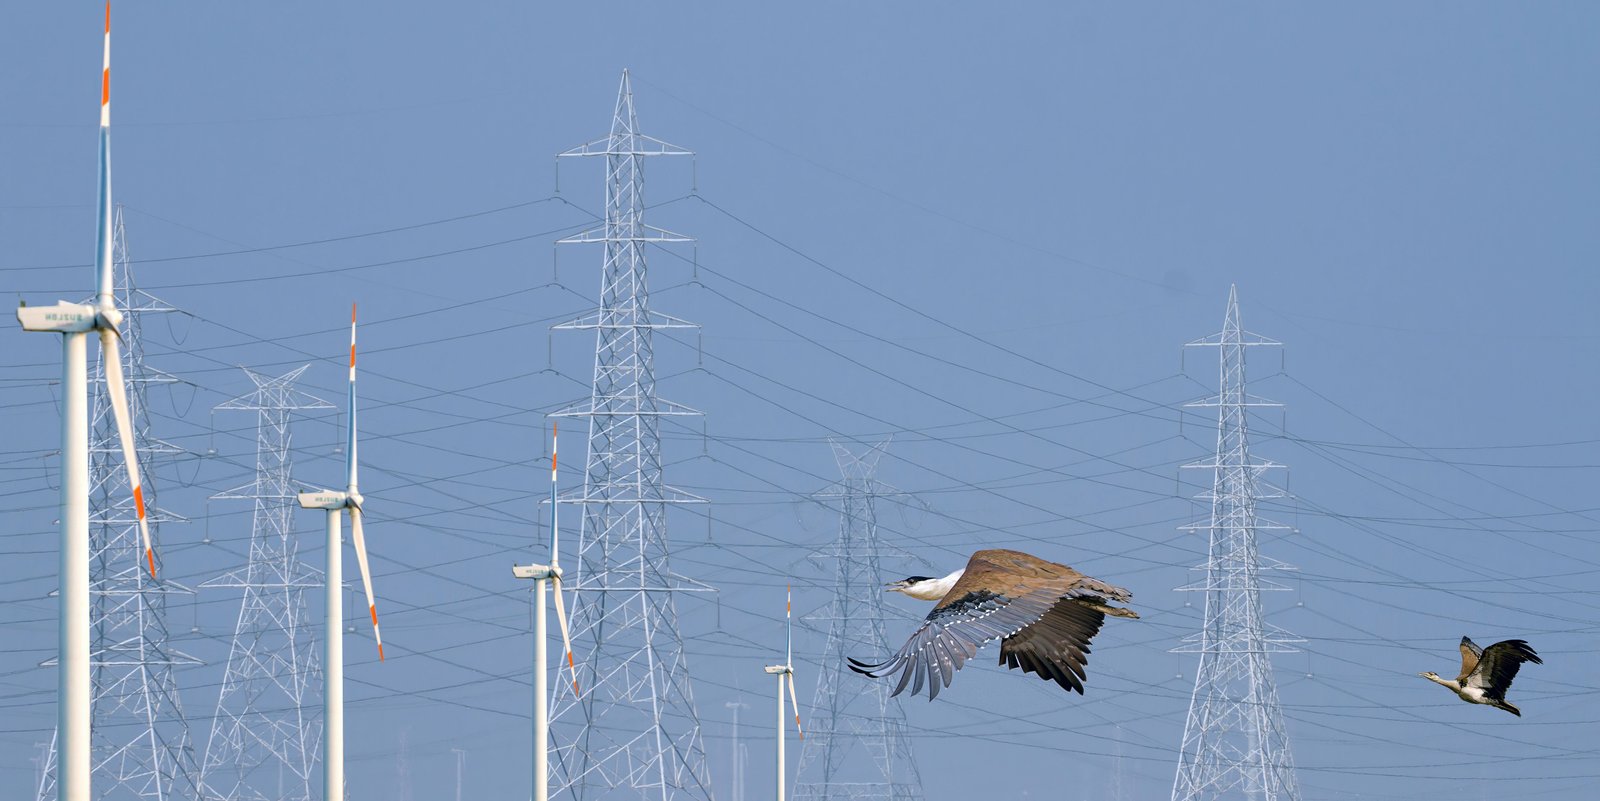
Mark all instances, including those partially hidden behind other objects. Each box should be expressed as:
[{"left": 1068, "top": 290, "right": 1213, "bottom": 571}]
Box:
[
  {"left": 793, "top": 442, "right": 924, "bottom": 801},
  {"left": 1170, "top": 287, "right": 1302, "bottom": 801},
  {"left": 546, "top": 70, "right": 716, "bottom": 801},
  {"left": 198, "top": 367, "right": 332, "bottom": 801},
  {"left": 37, "top": 208, "right": 202, "bottom": 801}
]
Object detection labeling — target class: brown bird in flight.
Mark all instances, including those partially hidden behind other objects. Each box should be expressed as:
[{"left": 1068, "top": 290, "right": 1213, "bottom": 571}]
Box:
[
  {"left": 849, "top": 549, "right": 1138, "bottom": 700},
  {"left": 1420, "top": 636, "right": 1542, "bottom": 716}
]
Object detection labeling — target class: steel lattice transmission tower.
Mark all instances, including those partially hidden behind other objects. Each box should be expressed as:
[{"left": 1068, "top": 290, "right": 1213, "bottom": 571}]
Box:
[
  {"left": 37, "top": 207, "right": 203, "bottom": 801},
  {"left": 792, "top": 441, "right": 923, "bottom": 801},
  {"left": 547, "top": 70, "right": 715, "bottom": 801},
  {"left": 1170, "top": 287, "right": 1302, "bottom": 801},
  {"left": 197, "top": 366, "right": 333, "bottom": 801}
]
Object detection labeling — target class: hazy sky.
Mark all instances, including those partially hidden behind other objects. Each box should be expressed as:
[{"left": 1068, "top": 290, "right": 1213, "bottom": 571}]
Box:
[{"left": 4, "top": 3, "right": 1599, "bottom": 800}]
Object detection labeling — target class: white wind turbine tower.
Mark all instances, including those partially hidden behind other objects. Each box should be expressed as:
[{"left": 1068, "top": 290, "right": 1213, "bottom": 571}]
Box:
[
  {"left": 512, "top": 423, "right": 579, "bottom": 801},
  {"left": 297, "top": 305, "right": 386, "bottom": 801},
  {"left": 15, "top": 6, "right": 159, "bottom": 800},
  {"left": 764, "top": 588, "right": 805, "bottom": 801}
]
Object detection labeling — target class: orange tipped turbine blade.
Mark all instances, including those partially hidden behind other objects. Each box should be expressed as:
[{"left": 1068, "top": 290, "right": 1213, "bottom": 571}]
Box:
[
  {"left": 348, "top": 505, "right": 383, "bottom": 661},
  {"left": 787, "top": 673, "right": 804, "bottom": 740},
  {"left": 552, "top": 575, "right": 579, "bottom": 695},
  {"left": 100, "top": 331, "right": 155, "bottom": 578}
]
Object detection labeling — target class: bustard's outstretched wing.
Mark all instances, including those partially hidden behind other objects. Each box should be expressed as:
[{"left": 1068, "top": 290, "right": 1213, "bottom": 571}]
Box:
[
  {"left": 1464, "top": 639, "right": 1541, "bottom": 700},
  {"left": 849, "top": 549, "right": 1136, "bottom": 700},
  {"left": 996, "top": 596, "right": 1106, "bottom": 694},
  {"left": 1456, "top": 636, "right": 1484, "bottom": 684}
]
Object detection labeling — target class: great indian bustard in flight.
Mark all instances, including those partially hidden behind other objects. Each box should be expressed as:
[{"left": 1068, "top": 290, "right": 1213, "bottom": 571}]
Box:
[
  {"left": 849, "top": 549, "right": 1138, "bottom": 700},
  {"left": 1420, "top": 636, "right": 1542, "bottom": 716}
]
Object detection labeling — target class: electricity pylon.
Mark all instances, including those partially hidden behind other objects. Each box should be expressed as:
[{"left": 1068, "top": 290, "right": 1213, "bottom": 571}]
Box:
[
  {"left": 1170, "top": 287, "right": 1302, "bottom": 801},
  {"left": 546, "top": 70, "right": 715, "bottom": 801},
  {"left": 793, "top": 441, "right": 923, "bottom": 801},
  {"left": 198, "top": 366, "right": 332, "bottom": 801},
  {"left": 36, "top": 206, "right": 202, "bottom": 801}
]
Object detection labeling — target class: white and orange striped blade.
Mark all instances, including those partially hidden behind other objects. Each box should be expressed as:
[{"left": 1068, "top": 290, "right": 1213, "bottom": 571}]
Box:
[
  {"left": 549, "top": 421, "right": 558, "bottom": 557},
  {"left": 348, "top": 504, "right": 383, "bottom": 661},
  {"left": 100, "top": 3, "right": 111, "bottom": 128},
  {"left": 551, "top": 574, "right": 578, "bottom": 695},
  {"left": 345, "top": 303, "right": 358, "bottom": 490},
  {"left": 786, "top": 673, "right": 804, "bottom": 740},
  {"left": 99, "top": 330, "right": 154, "bottom": 578},
  {"left": 785, "top": 586, "right": 802, "bottom": 737},
  {"left": 94, "top": 3, "right": 114, "bottom": 304}
]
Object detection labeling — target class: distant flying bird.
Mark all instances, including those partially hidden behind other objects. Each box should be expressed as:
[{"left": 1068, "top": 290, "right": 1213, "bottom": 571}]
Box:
[
  {"left": 1420, "top": 636, "right": 1542, "bottom": 716},
  {"left": 849, "top": 549, "right": 1138, "bottom": 700}
]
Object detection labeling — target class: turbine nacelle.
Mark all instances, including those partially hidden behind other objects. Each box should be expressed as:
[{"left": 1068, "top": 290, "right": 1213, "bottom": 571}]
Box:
[
  {"left": 298, "top": 490, "right": 348, "bottom": 511},
  {"left": 18, "top": 301, "right": 98, "bottom": 333},
  {"left": 511, "top": 563, "right": 563, "bottom": 581}
]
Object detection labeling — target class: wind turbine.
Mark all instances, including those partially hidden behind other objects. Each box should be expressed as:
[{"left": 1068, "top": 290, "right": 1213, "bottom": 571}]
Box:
[
  {"left": 15, "top": 6, "right": 157, "bottom": 800},
  {"left": 763, "top": 587, "right": 804, "bottom": 801},
  {"left": 512, "top": 423, "right": 579, "bottom": 801},
  {"left": 297, "top": 304, "right": 384, "bottom": 801}
]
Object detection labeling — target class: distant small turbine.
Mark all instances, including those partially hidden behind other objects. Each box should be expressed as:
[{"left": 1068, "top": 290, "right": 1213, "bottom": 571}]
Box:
[
  {"left": 512, "top": 423, "right": 580, "bottom": 801},
  {"left": 764, "top": 587, "right": 805, "bottom": 801},
  {"left": 297, "top": 305, "right": 386, "bottom": 801}
]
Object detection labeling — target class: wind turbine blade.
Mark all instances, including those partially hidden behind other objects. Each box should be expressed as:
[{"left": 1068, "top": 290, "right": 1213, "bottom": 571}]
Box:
[
  {"left": 346, "top": 303, "right": 358, "bottom": 489},
  {"left": 101, "top": 3, "right": 111, "bottom": 124},
  {"left": 786, "top": 673, "right": 804, "bottom": 740},
  {"left": 551, "top": 575, "right": 579, "bottom": 695},
  {"left": 95, "top": 3, "right": 113, "bottom": 303},
  {"left": 100, "top": 331, "right": 154, "bottom": 578},
  {"left": 549, "top": 421, "right": 558, "bottom": 557},
  {"left": 349, "top": 504, "right": 383, "bottom": 661}
]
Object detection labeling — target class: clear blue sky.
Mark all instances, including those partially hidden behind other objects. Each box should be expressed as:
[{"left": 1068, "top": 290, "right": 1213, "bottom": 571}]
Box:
[{"left": 4, "top": 2, "right": 1599, "bottom": 800}]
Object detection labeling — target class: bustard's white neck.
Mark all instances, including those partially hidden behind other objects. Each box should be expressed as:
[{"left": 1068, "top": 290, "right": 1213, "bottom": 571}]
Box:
[
  {"left": 1419, "top": 672, "right": 1461, "bottom": 692},
  {"left": 895, "top": 569, "right": 965, "bottom": 601}
]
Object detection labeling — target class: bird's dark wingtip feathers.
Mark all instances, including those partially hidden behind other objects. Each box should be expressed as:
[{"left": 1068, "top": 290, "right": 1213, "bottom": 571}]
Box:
[
  {"left": 1511, "top": 640, "right": 1543, "bottom": 665},
  {"left": 848, "top": 656, "right": 888, "bottom": 673},
  {"left": 1492, "top": 639, "right": 1543, "bottom": 665}
]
